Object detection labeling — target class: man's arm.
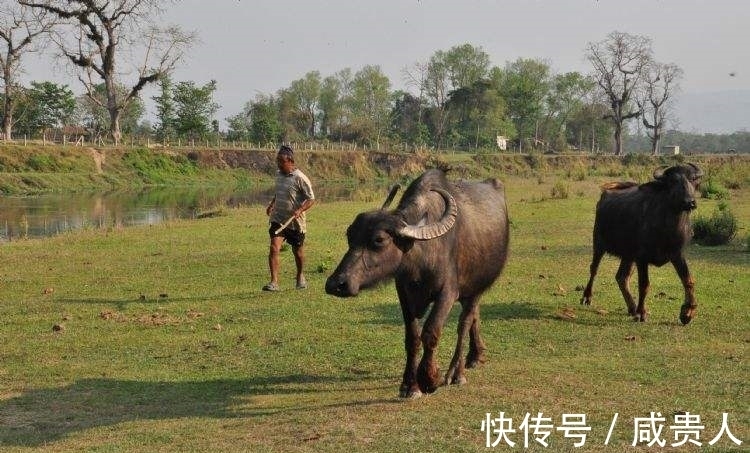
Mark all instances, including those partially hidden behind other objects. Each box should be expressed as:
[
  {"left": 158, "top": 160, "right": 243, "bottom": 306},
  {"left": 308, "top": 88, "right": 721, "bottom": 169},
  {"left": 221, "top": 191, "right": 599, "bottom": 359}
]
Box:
[{"left": 294, "top": 198, "right": 315, "bottom": 218}]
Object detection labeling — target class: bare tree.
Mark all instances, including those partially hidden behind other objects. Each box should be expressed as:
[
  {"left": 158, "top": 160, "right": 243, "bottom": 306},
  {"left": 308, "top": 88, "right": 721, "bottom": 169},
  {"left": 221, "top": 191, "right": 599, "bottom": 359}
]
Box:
[
  {"left": 637, "top": 61, "right": 683, "bottom": 155},
  {"left": 0, "top": 1, "right": 56, "bottom": 141},
  {"left": 19, "top": 0, "right": 196, "bottom": 145},
  {"left": 587, "top": 31, "right": 652, "bottom": 155}
]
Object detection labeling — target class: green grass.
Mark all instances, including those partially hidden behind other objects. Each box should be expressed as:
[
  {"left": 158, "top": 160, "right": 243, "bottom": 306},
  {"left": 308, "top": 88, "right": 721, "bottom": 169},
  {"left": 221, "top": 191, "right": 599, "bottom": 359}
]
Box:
[{"left": 0, "top": 175, "right": 748, "bottom": 452}]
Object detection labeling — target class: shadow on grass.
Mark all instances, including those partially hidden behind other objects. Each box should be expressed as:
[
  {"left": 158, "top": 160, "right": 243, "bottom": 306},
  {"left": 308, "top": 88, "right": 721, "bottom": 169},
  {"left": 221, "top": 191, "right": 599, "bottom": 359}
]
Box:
[
  {"left": 0, "top": 374, "right": 391, "bottom": 447},
  {"left": 364, "top": 299, "right": 544, "bottom": 327},
  {"left": 482, "top": 300, "right": 544, "bottom": 320},
  {"left": 56, "top": 292, "right": 259, "bottom": 310}
]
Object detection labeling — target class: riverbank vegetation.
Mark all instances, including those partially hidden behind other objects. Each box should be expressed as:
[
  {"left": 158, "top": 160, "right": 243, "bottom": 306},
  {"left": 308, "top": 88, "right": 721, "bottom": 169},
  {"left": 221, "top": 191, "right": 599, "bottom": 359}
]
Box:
[
  {"left": 1, "top": 143, "right": 749, "bottom": 196},
  {"left": 0, "top": 167, "right": 747, "bottom": 451}
]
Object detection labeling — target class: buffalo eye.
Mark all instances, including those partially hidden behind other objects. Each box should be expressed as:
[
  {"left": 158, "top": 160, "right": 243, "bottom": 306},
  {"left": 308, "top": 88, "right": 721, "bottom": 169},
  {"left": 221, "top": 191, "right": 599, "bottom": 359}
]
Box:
[{"left": 371, "top": 231, "right": 391, "bottom": 249}]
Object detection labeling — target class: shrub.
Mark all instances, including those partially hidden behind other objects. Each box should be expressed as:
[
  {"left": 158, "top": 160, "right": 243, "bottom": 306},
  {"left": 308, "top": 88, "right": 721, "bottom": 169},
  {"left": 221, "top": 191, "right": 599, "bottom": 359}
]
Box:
[
  {"left": 550, "top": 181, "right": 569, "bottom": 199},
  {"left": 25, "top": 154, "right": 60, "bottom": 172},
  {"left": 692, "top": 203, "right": 737, "bottom": 246},
  {"left": 699, "top": 178, "right": 730, "bottom": 200}
]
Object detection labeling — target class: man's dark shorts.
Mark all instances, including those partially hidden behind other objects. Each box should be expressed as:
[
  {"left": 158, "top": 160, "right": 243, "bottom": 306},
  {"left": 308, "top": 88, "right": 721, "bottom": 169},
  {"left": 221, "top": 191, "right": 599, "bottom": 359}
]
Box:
[{"left": 269, "top": 222, "right": 305, "bottom": 248}]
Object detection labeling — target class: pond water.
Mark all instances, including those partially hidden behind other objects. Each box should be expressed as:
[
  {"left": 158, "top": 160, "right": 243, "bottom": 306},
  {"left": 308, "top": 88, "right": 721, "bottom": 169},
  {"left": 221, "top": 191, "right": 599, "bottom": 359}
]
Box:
[{"left": 0, "top": 183, "right": 362, "bottom": 241}]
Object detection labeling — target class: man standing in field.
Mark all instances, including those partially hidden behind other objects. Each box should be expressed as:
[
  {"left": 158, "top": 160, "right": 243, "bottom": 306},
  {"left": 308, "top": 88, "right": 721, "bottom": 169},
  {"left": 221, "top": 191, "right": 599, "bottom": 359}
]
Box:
[{"left": 264, "top": 145, "right": 316, "bottom": 291}]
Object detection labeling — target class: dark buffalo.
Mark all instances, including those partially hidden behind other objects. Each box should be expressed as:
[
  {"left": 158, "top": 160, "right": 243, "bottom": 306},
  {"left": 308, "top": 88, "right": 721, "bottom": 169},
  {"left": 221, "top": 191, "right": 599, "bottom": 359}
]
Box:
[
  {"left": 581, "top": 163, "right": 703, "bottom": 324},
  {"left": 325, "top": 169, "right": 509, "bottom": 398}
]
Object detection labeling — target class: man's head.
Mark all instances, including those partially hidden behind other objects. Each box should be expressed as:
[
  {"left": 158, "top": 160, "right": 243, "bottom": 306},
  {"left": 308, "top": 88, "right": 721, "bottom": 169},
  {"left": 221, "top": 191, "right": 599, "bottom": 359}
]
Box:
[{"left": 277, "top": 145, "right": 295, "bottom": 173}]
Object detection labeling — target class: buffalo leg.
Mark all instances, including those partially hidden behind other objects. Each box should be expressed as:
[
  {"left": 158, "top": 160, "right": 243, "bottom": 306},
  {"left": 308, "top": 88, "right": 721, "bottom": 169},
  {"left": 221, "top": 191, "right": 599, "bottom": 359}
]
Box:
[
  {"left": 672, "top": 255, "right": 697, "bottom": 325},
  {"left": 635, "top": 261, "right": 650, "bottom": 322},
  {"left": 417, "top": 294, "right": 456, "bottom": 394},
  {"left": 444, "top": 298, "right": 477, "bottom": 386},
  {"left": 615, "top": 259, "right": 638, "bottom": 317},
  {"left": 581, "top": 248, "right": 604, "bottom": 305},
  {"left": 466, "top": 303, "right": 486, "bottom": 368},
  {"left": 399, "top": 300, "right": 423, "bottom": 399}
]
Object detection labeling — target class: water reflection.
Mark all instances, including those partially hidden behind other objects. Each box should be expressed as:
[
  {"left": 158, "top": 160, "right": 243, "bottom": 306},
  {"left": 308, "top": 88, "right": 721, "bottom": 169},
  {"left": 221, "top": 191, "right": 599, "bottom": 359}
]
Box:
[{"left": 0, "top": 183, "right": 362, "bottom": 241}]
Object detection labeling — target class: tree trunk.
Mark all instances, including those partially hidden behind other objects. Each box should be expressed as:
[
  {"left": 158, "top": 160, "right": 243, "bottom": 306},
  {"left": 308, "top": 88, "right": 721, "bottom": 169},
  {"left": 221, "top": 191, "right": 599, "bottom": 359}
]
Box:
[
  {"left": 109, "top": 108, "right": 122, "bottom": 146},
  {"left": 651, "top": 133, "right": 661, "bottom": 156},
  {"left": 1, "top": 102, "right": 11, "bottom": 141},
  {"left": 2, "top": 65, "right": 13, "bottom": 141},
  {"left": 613, "top": 122, "right": 623, "bottom": 155}
]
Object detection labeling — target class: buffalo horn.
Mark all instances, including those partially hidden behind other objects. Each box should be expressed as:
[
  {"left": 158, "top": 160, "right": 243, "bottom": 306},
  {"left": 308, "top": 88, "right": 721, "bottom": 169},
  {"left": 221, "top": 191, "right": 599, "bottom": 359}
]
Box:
[
  {"left": 653, "top": 166, "right": 668, "bottom": 180},
  {"left": 381, "top": 184, "right": 401, "bottom": 209},
  {"left": 687, "top": 162, "right": 704, "bottom": 180},
  {"left": 397, "top": 188, "right": 458, "bottom": 240}
]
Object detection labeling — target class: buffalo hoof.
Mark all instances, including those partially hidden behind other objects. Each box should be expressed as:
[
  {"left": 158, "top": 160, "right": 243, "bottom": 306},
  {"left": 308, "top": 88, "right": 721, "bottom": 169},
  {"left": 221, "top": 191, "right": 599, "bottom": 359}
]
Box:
[
  {"left": 443, "top": 366, "right": 467, "bottom": 386},
  {"left": 417, "top": 361, "right": 441, "bottom": 394},
  {"left": 450, "top": 375, "right": 467, "bottom": 386},
  {"left": 399, "top": 387, "right": 423, "bottom": 399},
  {"left": 580, "top": 296, "right": 592, "bottom": 306},
  {"left": 466, "top": 352, "right": 486, "bottom": 369},
  {"left": 416, "top": 374, "right": 440, "bottom": 394},
  {"left": 680, "top": 306, "right": 696, "bottom": 325}
]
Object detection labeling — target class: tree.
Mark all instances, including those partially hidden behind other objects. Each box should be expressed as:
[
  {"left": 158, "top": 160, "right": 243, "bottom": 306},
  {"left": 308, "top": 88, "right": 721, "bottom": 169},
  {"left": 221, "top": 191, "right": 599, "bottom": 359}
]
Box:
[
  {"left": 541, "top": 71, "right": 592, "bottom": 151},
  {"left": 637, "top": 61, "right": 683, "bottom": 155},
  {"left": 319, "top": 70, "right": 349, "bottom": 141},
  {"left": 288, "top": 71, "right": 321, "bottom": 139},
  {"left": 497, "top": 58, "right": 551, "bottom": 151},
  {"left": 20, "top": 0, "right": 196, "bottom": 145},
  {"left": 349, "top": 65, "right": 392, "bottom": 147},
  {"left": 75, "top": 82, "right": 144, "bottom": 137},
  {"left": 152, "top": 75, "right": 175, "bottom": 142},
  {"left": 444, "top": 79, "right": 513, "bottom": 149},
  {"left": 390, "top": 90, "right": 430, "bottom": 148},
  {"left": 246, "top": 95, "right": 284, "bottom": 143},
  {"left": 0, "top": 1, "right": 56, "bottom": 140},
  {"left": 566, "top": 98, "right": 613, "bottom": 153},
  {"left": 421, "top": 44, "right": 490, "bottom": 148},
  {"left": 172, "top": 80, "right": 219, "bottom": 140},
  {"left": 12, "top": 81, "right": 75, "bottom": 136},
  {"left": 587, "top": 31, "right": 652, "bottom": 155}
]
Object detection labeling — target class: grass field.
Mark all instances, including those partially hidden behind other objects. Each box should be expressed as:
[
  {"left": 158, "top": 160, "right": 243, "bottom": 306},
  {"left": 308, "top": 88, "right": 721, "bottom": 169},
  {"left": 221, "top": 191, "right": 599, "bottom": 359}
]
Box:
[{"left": 0, "top": 172, "right": 747, "bottom": 452}]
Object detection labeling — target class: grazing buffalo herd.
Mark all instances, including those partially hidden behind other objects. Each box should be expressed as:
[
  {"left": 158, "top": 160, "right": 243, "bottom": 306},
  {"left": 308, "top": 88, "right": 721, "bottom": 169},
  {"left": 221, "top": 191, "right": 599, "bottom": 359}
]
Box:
[{"left": 325, "top": 163, "right": 703, "bottom": 397}]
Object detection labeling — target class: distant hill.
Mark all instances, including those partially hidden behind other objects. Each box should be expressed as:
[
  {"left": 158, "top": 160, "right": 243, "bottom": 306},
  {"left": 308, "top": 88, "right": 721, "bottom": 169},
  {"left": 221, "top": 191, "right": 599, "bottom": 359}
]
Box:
[{"left": 675, "top": 90, "right": 750, "bottom": 134}]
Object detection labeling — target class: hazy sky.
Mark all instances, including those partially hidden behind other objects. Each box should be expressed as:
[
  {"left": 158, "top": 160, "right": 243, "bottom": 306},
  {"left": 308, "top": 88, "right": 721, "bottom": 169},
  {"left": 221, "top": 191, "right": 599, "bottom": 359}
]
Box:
[{"left": 22, "top": 0, "right": 750, "bottom": 126}]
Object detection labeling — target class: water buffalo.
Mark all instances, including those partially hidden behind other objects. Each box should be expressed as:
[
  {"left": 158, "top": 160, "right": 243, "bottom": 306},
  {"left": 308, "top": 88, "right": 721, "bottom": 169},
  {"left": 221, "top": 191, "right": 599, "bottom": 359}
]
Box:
[
  {"left": 581, "top": 163, "right": 703, "bottom": 324},
  {"left": 325, "top": 169, "right": 509, "bottom": 398}
]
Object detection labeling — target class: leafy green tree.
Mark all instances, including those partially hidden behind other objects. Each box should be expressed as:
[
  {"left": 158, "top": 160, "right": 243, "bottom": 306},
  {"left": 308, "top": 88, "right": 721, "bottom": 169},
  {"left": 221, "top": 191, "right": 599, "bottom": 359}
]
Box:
[
  {"left": 349, "top": 65, "right": 392, "bottom": 147},
  {"left": 445, "top": 80, "right": 514, "bottom": 149},
  {"left": 172, "top": 80, "right": 220, "bottom": 140},
  {"left": 288, "top": 71, "right": 321, "bottom": 138},
  {"left": 225, "top": 110, "right": 250, "bottom": 141},
  {"left": 319, "top": 70, "right": 352, "bottom": 141},
  {"left": 13, "top": 81, "right": 75, "bottom": 136},
  {"left": 566, "top": 100, "right": 612, "bottom": 152},
  {"left": 248, "top": 95, "right": 283, "bottom": 144},
  {"left": 390, "top": 91, "right": 430, "bottom": 148},
  {"left": 421, "top": 44, "right": 490, "bottom": 148},
  {"left": 497, "top": 58, "right": 551, "bottom": 151},
  {"left": 152, "top": 76, "right": 176, "bottom": 142},
  {"left": 541, "top": 72, "right": 592, "bottom": 151},
  {"left": 443, "top": 43, "right": 491, "bottom": 89},
  {"left": 276, "top": 87, "right": 306, "bottom": 142}
]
